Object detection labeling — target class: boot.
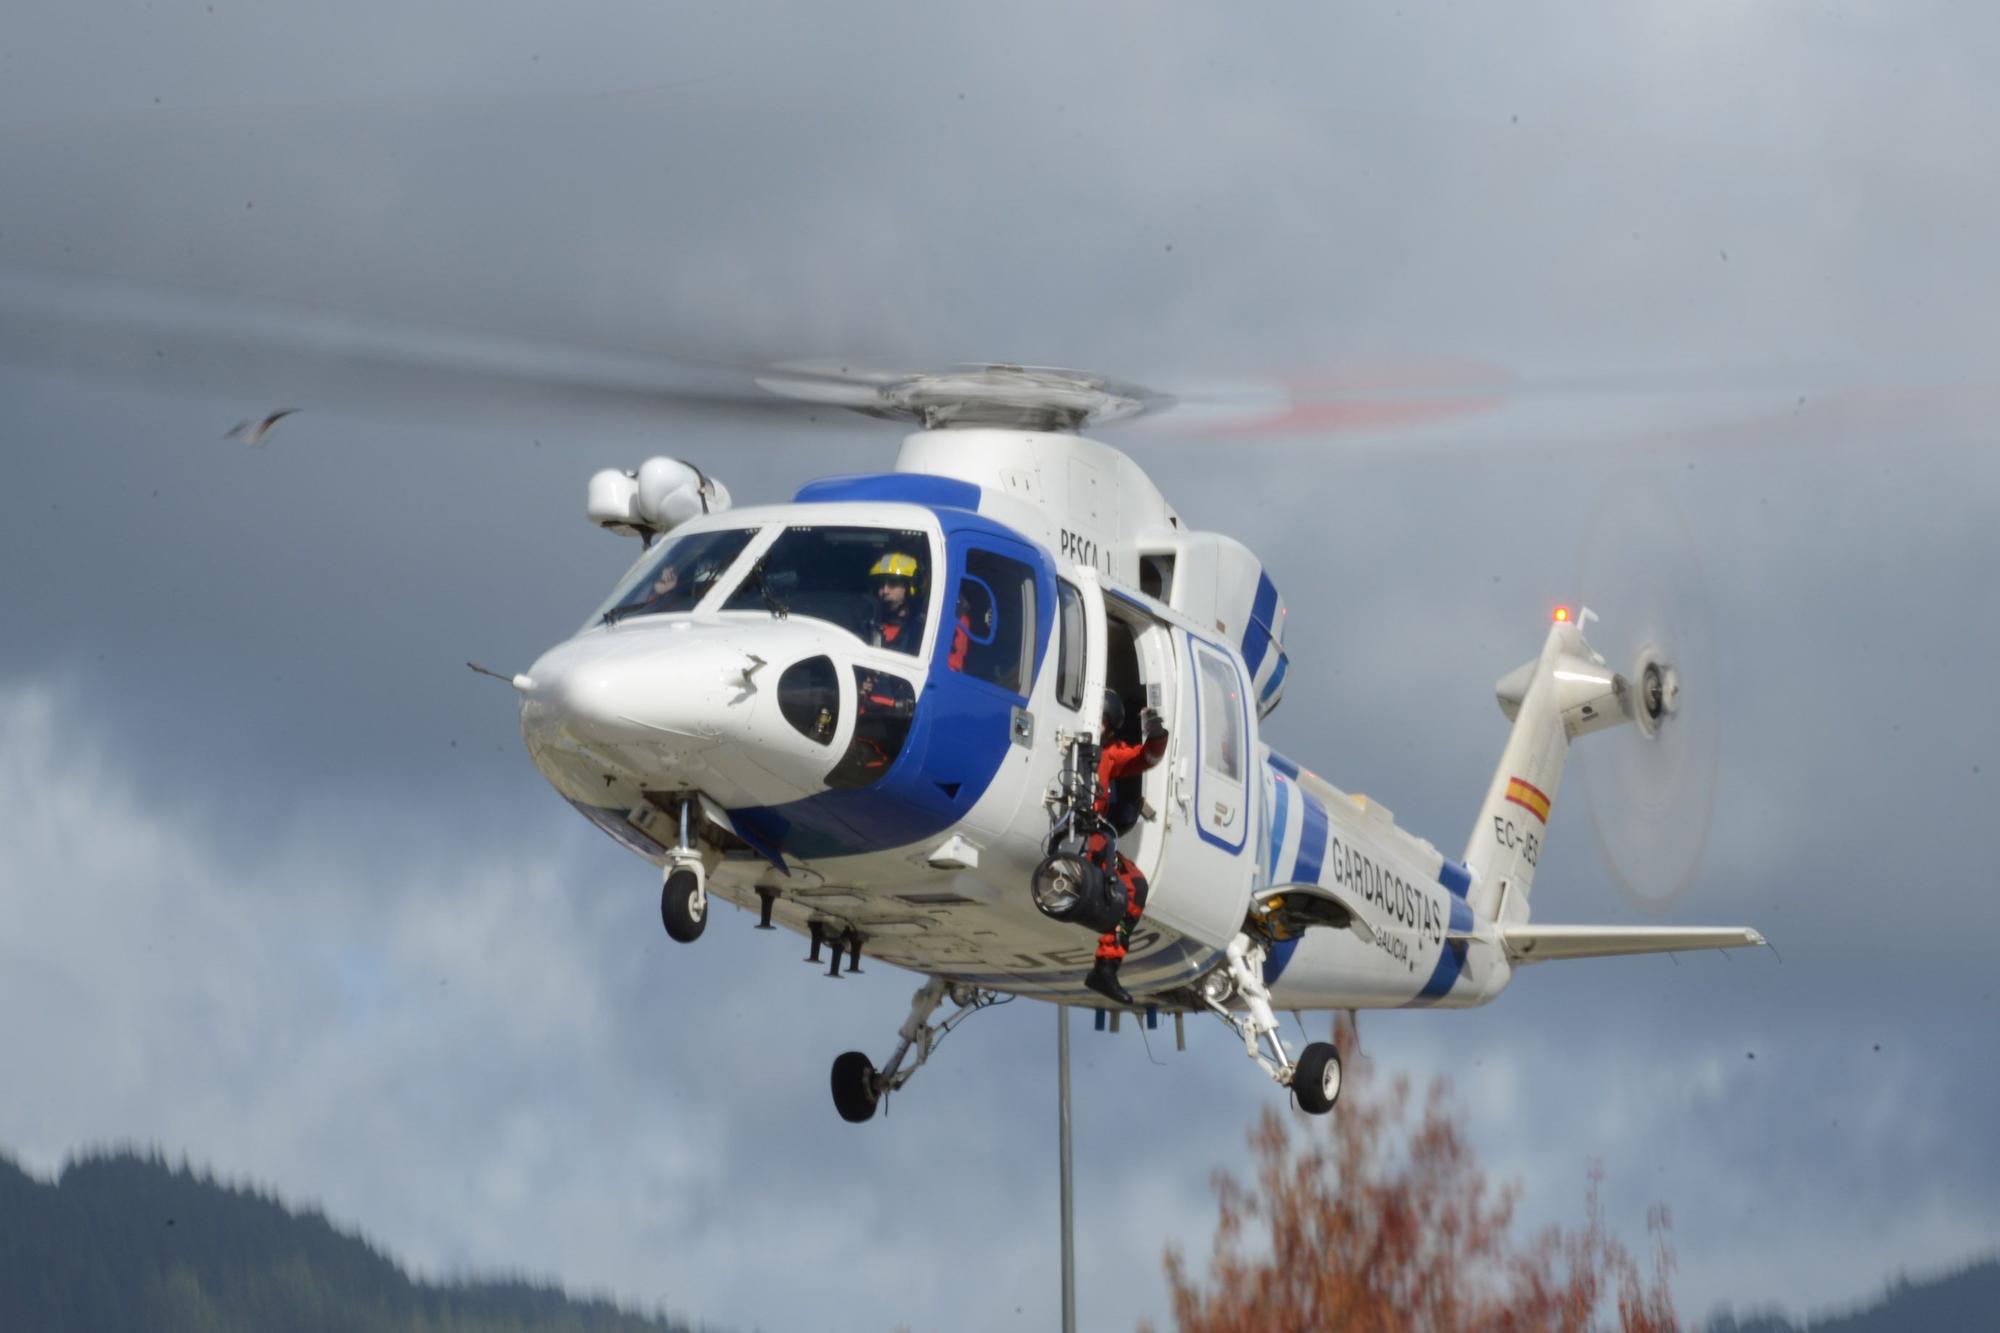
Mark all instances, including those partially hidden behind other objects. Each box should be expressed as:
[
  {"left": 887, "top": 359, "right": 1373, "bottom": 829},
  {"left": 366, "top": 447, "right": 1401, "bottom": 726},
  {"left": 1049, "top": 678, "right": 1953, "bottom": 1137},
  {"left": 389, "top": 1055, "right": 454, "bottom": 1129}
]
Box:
[{"left": 1084, "top": 957, "right": 1133, "bottom": 1006}]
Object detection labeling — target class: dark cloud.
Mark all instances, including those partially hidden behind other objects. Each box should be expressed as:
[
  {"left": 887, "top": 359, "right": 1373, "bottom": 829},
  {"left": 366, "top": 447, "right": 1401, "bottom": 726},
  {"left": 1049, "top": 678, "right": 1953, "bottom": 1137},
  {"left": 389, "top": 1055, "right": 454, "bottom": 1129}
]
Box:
[{"left": 3, "top": 4, "right": 1998, "bottom": 1328}]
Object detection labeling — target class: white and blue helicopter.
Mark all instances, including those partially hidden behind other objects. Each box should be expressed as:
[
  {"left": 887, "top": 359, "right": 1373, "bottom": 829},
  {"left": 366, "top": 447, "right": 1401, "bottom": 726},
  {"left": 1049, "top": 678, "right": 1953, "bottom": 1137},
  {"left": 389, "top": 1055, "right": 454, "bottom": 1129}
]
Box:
[{"left": 508, "top": 365, "right": 1764, "bottom": 1123}]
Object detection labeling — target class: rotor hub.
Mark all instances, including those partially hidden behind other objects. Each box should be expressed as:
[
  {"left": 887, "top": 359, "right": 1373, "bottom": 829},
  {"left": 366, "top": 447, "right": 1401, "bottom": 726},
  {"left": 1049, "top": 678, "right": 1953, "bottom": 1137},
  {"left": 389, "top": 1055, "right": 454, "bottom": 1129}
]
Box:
[
  {"left": 756, "top": 362, "right": 1168, "bottom": 432},
  {"left": 1633, "top": 650, "right": 1678, "bottom": 739}
]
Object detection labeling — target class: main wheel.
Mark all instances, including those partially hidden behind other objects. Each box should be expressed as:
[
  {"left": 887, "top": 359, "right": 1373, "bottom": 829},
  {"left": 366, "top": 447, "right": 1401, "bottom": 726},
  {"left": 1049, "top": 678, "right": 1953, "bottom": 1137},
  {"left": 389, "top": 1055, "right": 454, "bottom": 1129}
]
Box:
[
  {"left": 660, "top": 868, "right": 706, "bottom": 943},
  {"left": 831, "top": 1050, "right": 880, "bottom": 1123},
  {"left": 1292, "top": 1042, "right": 1342, "bottom": 1115}
]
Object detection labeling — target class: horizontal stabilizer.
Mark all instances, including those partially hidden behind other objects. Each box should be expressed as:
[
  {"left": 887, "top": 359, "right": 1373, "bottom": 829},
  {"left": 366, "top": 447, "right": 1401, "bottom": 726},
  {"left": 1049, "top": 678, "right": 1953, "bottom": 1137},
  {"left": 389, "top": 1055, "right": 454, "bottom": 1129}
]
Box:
[{"left": 1500, "top": 923, "right": 1766, "bottom": 963}]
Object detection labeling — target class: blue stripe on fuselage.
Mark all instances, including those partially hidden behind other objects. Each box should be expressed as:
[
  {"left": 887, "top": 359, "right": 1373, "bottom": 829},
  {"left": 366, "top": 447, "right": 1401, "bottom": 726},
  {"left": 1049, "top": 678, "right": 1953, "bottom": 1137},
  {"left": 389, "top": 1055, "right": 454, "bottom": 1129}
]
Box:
[
  {"left": 727, "top": 505, "right": 1055, "bottom": 860},
  {"left": 1242, "top": 572, "right": 1279, "bottom": 677},
  {"left": 1259, "top": 784, "right": 1482, "bottom": 1004},
  {"left": 1266, "top": 772, "right": 1290, "bottom": 886},
  {"left": 729, "top": 668, "right": 1027, "bottom": 859},
  {"left": 1259, "top": 648, "right": 1288, "bottom": 707},
  {"left": 1414, "top": 939, "right": 1466, "bottom": 1002},
  {"left": 1260, "top": 763, "right": 1302, "bottom": 985},
  {"left": 1292, "top": 789, "right": 1329, "bottom": 883},
  {"left": 1262, "top": 935, "right": 1300, "bottom": 986},
  {"left": 1411, "top": 865, "right": 1477, "bottom": 1005},
  {"left": 793, "top": 473, "right": 982, "bottom": 511}
]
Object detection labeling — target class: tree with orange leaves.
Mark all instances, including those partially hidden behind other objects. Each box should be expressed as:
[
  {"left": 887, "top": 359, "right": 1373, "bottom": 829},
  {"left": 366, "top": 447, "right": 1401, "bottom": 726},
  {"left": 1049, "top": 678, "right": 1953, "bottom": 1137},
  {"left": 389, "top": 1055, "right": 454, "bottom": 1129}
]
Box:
[{"left": 1155, "top": 1018, "right": 1676, "bottom": 1333}]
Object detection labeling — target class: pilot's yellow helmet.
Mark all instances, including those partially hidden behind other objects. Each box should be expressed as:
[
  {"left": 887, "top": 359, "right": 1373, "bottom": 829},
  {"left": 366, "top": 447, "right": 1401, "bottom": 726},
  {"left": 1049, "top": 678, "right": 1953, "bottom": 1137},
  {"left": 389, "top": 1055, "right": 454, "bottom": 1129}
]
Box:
[{"left": 869, "top": 551, "right": 922, "bottom": 582}]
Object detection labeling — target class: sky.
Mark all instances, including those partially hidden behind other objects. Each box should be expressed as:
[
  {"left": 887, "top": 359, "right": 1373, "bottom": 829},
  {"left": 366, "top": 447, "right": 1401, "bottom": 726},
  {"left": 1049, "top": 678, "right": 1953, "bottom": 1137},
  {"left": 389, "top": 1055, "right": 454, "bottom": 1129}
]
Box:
[{"left": 2, "top": 3, "right": 1998, "bottom": 1330}]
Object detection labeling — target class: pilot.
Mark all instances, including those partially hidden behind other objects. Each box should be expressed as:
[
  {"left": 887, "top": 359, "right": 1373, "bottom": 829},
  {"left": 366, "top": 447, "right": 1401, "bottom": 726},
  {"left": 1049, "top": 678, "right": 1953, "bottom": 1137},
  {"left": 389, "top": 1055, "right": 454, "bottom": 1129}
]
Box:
[
  {"left": 642, "top": 561, "right": 680, "bottom": 604},
  {"left": 869, "top": 551, "right": 927, "bottom": 654},
  {"left": 1084, "top": 689, "right": 1170, "bottom": 1006},
  {"left": 636, "top": 555, "right": 722, "bottom": 615}
]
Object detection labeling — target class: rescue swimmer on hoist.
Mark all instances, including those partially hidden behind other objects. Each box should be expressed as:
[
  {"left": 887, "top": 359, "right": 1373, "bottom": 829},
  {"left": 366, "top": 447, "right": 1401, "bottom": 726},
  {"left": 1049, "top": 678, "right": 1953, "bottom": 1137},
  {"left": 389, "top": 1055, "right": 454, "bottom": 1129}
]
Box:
[{"left": 1079, "top": 689, "right": 1169, "bottom": 1004}]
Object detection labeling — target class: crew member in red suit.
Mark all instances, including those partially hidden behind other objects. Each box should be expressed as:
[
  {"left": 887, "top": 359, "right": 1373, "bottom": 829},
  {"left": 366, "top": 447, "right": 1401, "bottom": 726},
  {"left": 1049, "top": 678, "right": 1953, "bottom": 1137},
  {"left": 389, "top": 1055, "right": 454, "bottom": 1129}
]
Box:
[{"left": 1084, "top": 689, "right": 1169, "bottom": 1005}]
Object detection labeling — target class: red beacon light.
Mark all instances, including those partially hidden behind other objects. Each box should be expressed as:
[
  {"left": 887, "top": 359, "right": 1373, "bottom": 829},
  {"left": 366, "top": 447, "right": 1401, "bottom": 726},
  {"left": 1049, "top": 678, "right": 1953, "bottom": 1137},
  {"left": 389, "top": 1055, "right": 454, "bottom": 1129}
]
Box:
[{"left": 1552, "top": 606, "right": 1572, "bottom": 623}]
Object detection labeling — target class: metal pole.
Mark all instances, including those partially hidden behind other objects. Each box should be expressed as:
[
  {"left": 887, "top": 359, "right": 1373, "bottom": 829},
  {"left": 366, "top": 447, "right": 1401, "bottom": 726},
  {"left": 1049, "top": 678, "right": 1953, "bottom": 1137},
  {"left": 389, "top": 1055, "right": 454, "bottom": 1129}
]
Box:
[{"left": 1058, "top": 1003, "right": 1076, "bottom": 1333}]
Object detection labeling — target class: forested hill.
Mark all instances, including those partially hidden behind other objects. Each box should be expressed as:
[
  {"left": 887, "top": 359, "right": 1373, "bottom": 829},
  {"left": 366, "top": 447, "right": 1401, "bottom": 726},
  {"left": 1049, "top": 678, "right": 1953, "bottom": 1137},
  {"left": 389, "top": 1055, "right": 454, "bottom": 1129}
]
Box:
[
  {"left": 0, "top": 1149, "right": 702, "bottom": 1333},
  {"left": 1706, "top": 1257, "right": 2000, "bottom": 1333}
]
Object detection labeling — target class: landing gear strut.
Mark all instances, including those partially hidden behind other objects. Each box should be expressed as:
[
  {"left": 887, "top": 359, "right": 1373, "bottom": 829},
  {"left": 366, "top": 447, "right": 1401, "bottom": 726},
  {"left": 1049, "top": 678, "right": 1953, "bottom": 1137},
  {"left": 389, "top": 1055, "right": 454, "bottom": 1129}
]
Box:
[
  {"left": 829, "top": 976, "right": 1005, "bottom": 1123},
  {"left": 1197, "top": 933, "right": 1342, "bottom": 1115},
  {"left": 658, "top": 801, "right": 707, "bottom": 943}
]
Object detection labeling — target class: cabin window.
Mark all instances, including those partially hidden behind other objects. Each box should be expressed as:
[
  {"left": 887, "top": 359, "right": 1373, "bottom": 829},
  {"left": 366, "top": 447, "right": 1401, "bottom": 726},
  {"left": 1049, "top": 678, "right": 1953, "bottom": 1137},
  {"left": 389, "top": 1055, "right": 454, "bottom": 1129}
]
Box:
[
  {"left": 1054, "top": 580, "right": 1086, "bottom": 711},
  {"left": 952, "top": 550, "right": 1037, "bottom": 696},
  {"left": 1196, "top": 646, "right": 1245, "bottom": 782}
]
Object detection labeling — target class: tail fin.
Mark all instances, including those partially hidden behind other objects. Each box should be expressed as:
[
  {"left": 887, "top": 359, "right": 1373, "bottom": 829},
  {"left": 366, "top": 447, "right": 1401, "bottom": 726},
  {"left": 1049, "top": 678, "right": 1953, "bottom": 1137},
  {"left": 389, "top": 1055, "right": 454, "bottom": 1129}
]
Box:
[{"left": 1464, "top": 613, "right": 1627, "bottom": 926}]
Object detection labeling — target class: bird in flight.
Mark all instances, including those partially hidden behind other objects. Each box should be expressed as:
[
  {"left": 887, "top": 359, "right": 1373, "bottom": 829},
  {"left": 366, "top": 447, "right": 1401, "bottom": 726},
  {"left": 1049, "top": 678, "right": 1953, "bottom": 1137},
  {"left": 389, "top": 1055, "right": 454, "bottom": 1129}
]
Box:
[{"left": 225, "top": 408, "right": 299, "bottom": 446}]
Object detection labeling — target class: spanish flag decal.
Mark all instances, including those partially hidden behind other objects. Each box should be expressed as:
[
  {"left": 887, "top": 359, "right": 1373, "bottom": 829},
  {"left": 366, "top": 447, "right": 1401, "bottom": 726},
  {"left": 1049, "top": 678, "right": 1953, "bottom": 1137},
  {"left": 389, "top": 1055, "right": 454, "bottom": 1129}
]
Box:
[{"left": 1505, "top": 776, "right": 1551, "bottom": 824}]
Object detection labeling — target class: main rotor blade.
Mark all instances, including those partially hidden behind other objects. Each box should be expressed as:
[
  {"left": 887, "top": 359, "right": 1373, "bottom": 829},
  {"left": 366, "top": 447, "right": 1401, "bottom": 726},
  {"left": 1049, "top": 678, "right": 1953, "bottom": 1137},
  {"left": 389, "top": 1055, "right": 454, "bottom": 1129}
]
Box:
[
  {"left": 0, "top": 261, "right": 873, "bottom": 428},
  {"left": 0, "top": 260, "right": 1859, "bottom": 443}
]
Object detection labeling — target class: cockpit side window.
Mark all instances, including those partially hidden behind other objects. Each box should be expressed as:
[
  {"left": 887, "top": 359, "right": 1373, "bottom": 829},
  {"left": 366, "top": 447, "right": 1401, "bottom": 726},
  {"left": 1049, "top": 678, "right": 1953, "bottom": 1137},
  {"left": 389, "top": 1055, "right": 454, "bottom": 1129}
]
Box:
[
  {"left": 720, "top": 526, "right": 934, "bottom": 652},
  {"left": 599, "top": 528, "right": 756, "bottom": 623},
  {"left": 952, "top": 549, "right": 1037, "bottom": 696}
]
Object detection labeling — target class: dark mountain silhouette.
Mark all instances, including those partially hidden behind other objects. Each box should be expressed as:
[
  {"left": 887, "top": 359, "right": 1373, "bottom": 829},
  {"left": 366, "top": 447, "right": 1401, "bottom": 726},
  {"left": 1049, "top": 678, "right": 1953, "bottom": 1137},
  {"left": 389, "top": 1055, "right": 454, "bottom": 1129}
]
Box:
[
  {"left": 0, "top": 1148, "right": 703, "bottom": 1332},
  {"left": 1705, "top": 1256, "right": 2000, "bottom": 1333}
]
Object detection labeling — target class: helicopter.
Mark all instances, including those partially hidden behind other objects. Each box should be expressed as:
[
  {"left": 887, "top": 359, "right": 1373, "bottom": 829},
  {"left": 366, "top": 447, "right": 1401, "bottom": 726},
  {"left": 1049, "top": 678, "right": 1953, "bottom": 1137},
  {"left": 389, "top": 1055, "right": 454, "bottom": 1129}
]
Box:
[{"left": 507, "top": 363, "right": 1766, "bottom": 1123}]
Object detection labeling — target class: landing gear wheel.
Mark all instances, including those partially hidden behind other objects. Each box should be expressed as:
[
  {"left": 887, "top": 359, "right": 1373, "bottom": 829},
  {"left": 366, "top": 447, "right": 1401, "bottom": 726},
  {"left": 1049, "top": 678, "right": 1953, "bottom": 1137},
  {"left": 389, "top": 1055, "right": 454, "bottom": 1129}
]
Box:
[
  {"left": 660, "top": 868, "right": 706, "bottom": 943},
  {"left": 1292, "top": 1042, "right": 1342, "bottom": 1115},
  {"left": 831, "top": 1050, "right": 880, "bottom": 1123}
]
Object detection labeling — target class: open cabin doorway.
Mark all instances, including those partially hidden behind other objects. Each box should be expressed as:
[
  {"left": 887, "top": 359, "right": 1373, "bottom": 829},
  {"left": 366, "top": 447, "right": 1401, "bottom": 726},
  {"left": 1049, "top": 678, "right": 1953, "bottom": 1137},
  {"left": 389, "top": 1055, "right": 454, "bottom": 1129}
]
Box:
[{"left": 1101, "top": 598, "right": 1176, "bottom": 883}]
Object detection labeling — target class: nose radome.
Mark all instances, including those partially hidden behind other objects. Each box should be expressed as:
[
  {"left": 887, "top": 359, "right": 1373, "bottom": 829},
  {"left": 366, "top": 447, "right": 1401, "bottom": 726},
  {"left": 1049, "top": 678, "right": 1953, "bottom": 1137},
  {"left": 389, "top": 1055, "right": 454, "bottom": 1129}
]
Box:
[
  {"left": 529, "top": 632, "right": 739, "bottom": 747},
  {"left": 519, "top": 626, "right": 860, "bottom": 813}
]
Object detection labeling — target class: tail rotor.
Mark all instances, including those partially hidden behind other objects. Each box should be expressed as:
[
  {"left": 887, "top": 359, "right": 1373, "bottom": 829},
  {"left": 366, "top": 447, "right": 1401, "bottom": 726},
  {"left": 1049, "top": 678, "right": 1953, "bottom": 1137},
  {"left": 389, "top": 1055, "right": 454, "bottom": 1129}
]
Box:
[{"left": 1576, "top": 492, "right": 1719, "bottom": 913}]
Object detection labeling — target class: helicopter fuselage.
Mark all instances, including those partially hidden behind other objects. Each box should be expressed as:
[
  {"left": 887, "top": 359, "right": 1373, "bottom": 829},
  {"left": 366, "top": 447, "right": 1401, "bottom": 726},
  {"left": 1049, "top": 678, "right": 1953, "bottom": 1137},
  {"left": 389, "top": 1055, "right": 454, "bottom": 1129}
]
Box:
[{"left": 518, "top": 429, "right": 1505, "bottom": 1011}]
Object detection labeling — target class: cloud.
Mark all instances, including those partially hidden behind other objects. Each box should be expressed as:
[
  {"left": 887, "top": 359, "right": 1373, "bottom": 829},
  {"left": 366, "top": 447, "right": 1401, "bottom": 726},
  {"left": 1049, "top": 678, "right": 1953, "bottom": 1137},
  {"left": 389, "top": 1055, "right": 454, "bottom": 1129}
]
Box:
[
  {"left": 9, "top": 3, "right": 2000, "bottom": 381},
  {"left": 0, "top": 676, "right": 754, "bottom": 1320},
  {"left": 0, "top": 675, "right": 1238, "bottom": 1328}
]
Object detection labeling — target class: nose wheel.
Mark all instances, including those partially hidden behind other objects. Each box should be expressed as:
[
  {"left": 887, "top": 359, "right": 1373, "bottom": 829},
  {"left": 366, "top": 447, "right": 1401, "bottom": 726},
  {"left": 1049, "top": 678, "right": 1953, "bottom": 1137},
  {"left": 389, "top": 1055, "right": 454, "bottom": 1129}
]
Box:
[
  {"left": 656, "top": 798, "right": 709, "bottom": 943},
  {"left": 660, "top": 866, "right": 707, "bottom": 942}
]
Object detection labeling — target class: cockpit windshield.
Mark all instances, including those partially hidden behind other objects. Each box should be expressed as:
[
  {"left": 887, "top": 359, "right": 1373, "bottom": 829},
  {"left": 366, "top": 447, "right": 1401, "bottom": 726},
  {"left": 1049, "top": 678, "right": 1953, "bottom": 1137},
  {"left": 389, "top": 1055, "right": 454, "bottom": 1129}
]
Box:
[
  {"left": 598, "top": 527, "right": 757, "bottom": 623},
  {"left": 722, "top": 526, "right": 934, "bottom": 654}
]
